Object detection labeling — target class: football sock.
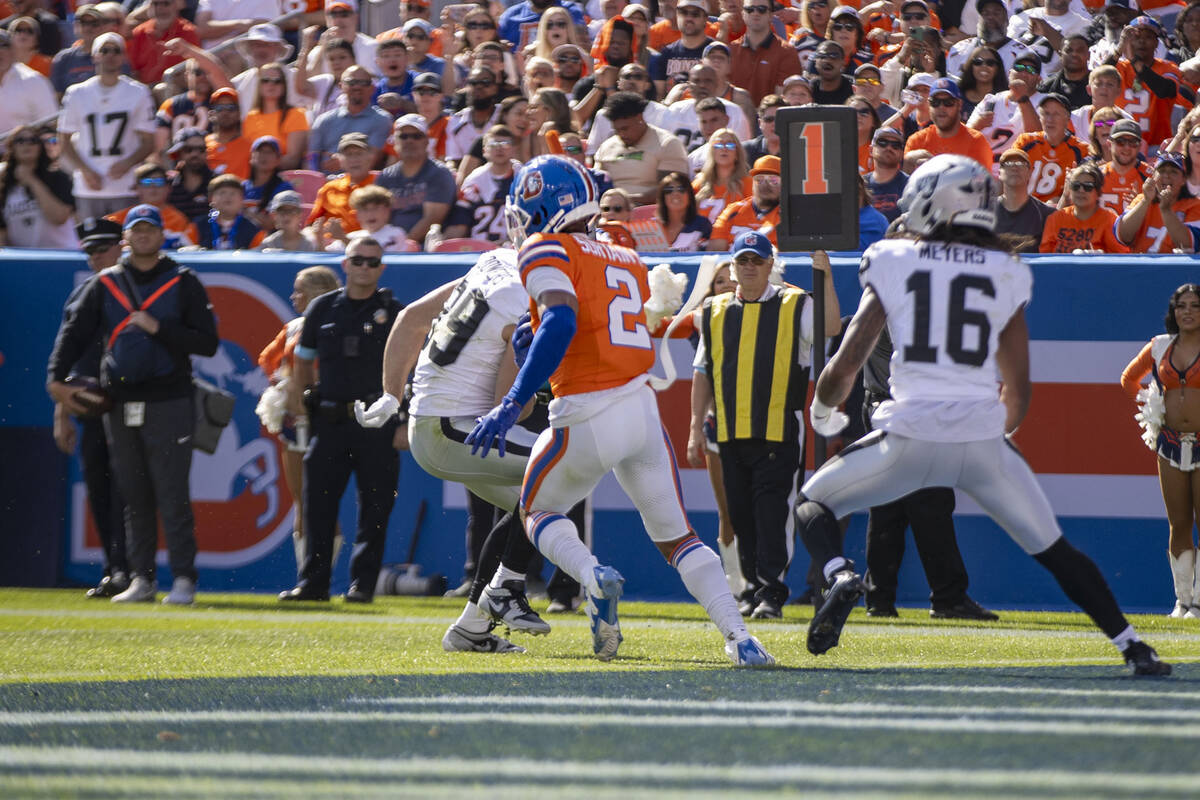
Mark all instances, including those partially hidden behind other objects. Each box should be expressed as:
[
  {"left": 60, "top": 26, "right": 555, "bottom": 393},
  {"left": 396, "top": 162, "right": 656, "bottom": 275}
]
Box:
[
  {"left": 796, "top": 499, "right": 844, "bottom": 572},
  {"left": 467, "top": 511, "right": 513, "bottom": 605},
  {"left": 489, "top": 564, "right": 524, "bottom": 589},
  {"left": 455, "top": 601, "right": 491, "bottom": 633},
  {"left": 1033, "top": 537, "right": 1129, "bottom": 639},
  {"left": 526, "top": 512, "right": 600, "bottom": 596},
  {"left": 1111, "top": 625, "right": 1140, "bottom": 651},
  {"left": 822, "top": 557, "right": 850, "bottom": 583},
  {"left": 671, "top": 535, "right": 748, "bottom": 642}
]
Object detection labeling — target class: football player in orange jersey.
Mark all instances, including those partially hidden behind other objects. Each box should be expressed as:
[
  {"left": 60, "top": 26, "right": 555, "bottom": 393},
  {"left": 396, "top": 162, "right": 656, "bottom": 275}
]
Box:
[
  {"left": 466, "top": 155, "right": 774, "bottom": 667},
  {"left": 1116, "top": 151, "right": 1200, "bottom": 253}
]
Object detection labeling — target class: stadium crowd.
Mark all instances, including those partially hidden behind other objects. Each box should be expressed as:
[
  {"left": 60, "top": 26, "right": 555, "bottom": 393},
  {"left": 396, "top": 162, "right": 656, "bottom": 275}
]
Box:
[{"left": 3, "top": 0, "right": 1200, "bottom": 254}]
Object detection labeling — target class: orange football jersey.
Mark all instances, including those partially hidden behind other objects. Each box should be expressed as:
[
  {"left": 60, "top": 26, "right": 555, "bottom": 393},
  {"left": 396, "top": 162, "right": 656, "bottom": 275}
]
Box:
[
  {"left": 1013, "top": 132, "right": 1087, "bottom": 203},
  {"left": 711, "top": 198, "right": 780, "bottom": 246},
  {"left": 1116, "top": 58, "right": 1187, "bottom": 147},
  {"left": 1121, "top": 196, "right": 1200, "bottom": 253},
  {"left": 1039, "top": 206, "right": 1128, "bottom": 253},
  {"left": 693, "top": 179, "right": 751, "bottom": 224},
  {"left": 518, "top": 232, "right": 655, "bottom": 397},
  {"left": 1099, "top": 160, "right": 1152, "bottom": 216}
]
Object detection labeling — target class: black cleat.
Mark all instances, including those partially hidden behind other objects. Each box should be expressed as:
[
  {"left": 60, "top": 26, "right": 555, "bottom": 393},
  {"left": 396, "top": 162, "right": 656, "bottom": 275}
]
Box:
[
  {"left": 930, "top": 596, "right": 999, "bottom": 622},
  {"left": 866, "top": 603, "right": 899, "bottom": 618},
  {"left": 85, "top": 573, "right": 128, "bottom": 599},
  {"left": 806, "top": 570, "right": 865, "bottom": 655},
  {"left": 1122, "top": 641, "right": 1172, "bottom": 677},
  {"left": 344, "top": 585, "right": 373, "bottom": 604}
]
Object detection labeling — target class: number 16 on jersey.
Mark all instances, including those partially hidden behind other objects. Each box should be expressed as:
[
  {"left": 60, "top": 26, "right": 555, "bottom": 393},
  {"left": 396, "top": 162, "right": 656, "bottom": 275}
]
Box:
[{"left": 777, "top": 106, "right": 860, "bottom": 253}]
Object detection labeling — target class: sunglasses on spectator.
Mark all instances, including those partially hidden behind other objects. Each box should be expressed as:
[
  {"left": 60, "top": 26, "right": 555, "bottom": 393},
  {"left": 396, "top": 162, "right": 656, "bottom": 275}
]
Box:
[
  {"left": 405, "top": 31, "right": 429, "bottom": 39},
  {"left": 972, "top": 57, "right": 999, "bottom": 67},
  {"left": 902, "top": 12, "right": 927, "bottom": 21},
  {"left": 11, "top": 27, "right": 35, "bottom": 35},
  {"left": 212, "top": 103, "right": 239, "bottom": 112},
  {"left": 180, "top": 144, "right": 205, "bottom": 153},
  {"left": 466, "top": 21, "right": 495, "bottom": 30},
  {"left": 855, "top": 76, "right": 881, "bottom": 86},
  {"left": 139, "top": 176, "right": 167, "bottom": 186},
  {"left": 563, "top": 144, "right": 583, "bottom": 154},
  {"left": 348, "top": 255, "right": 383, "bottom": 267},
  {"left": 485, "top": 139, "right": 512, "bottom": 148},
  {"left": 621, "top": 71, "right": 649, "bottom": 81},
  {"left": 1070, "top": 181, "right": 1098, "bottom": 192},
  {"left": 874, "top": 138, "right": 903, "bottom": 149},
  {"left": 1113, "top": 135, "right": 1141, "bottom": 144},
  {"left": 831, "top": 22, "right": 857, "bottom": 31},
  {"left": 853, "top": 107, "right": 872, "bottom": 117},
  {"left": 744, "top": 5, "right": 770, "bottom": 14},
  {"left": 663, "top": 184, "right": 688, "bottom": 194},
  {"left": 97, "top": 47, "right": 122, "bottom": 55},
  {"left": 600, "top": 204, "right": 627, "bottom": 212},
  {"left": 755, "top": 174, "right": 781, "bottom": 184},
  {"left": 10, "top": 136, "right": 39, "bottom": 145},
  {"left": 929, "top": 97, "right": 957, "bottom": 107},
  {"left": 1012, "top": 63, "right": 1038, "bottom": 74},
  {"left": 713, "top": 141, "right": 738, "bottom": 150},
  {"left": 556, "top": 54, "right": 582, "bottom": 63},
  {"left": 414, "top": 87, "right": 440, "bottom": 95},
  {"left": 1093, "top": 119, "right": 1116, "bottom": 128},
  {"left": 468, "top": 79, "right": 495, "bottom": 87},
  {"left": 343, "top": 78, "right": 372, "bottom": 87},
  {"left": 1189, "top": 134, "right": 1200, "bottom": 143},
  {"left": 397, "top": 132, "right": 425, "bottom": 140},
  {"left": 547, "top": 19, "right": 569, "bottom": 28},
  {"left": 41, "top": 134, "right": 57, "bottom": 145}
]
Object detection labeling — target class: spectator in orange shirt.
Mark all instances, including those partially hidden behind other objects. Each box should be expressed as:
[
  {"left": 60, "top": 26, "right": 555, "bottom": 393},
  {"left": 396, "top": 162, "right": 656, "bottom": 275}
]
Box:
[
  {"left": 127, "top": 0, "right": 200, "bottom": 85},
  {"left": 1116, "top": 151, "right": 1200, "bottom": 253},
  {"left": 1116, "top": 16, "right": 1190, "bottom": 149},
  {"left": 7, "top": 16, "right": 49, "bottom": 76},
  {"left": 185, "top": 174, "right": 267, "bottom": 250},
  {"left": 903, "top": 78, "right": 994, "bottom": 169},
  {"left": 694, "top": 128, "right": 750, "bottom": 224},
  {"left": 206, "top": 87, "right": 252, "bottom": 180},
  {"left": 242, "top": 63, "right": 310, "bottom": 171},
  {"left": 1100, "top": 117, "right": 1153, "bottom": 215},
  {"left": 1040, "top": 164, "right": 1130, "bottom": 253},
  {"left": 730, "top": 1, "right": 803, "bottom": 105},
  {"left": 708, "top": 154, "right": 780, "bottom": 251},
  {"left": 1012, "top": 94, "right": 1087, "bottom": 204},
  {"left": 849, "top": 95, "right": 881, "bottom": 174},
  {"left": 106, "top": 162, "right": 192, "bottom": 247},
  {"left": 308, "top": 132, "right": 378, "bottom": 247}
]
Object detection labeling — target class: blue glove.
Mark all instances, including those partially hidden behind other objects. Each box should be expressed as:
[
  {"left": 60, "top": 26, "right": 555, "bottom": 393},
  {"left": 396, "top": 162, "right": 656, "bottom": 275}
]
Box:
[
  {"left": 465, "top": 397, "right": 522, "bottom": 458},
  {"left": 512, "top": 313, "right": 533, "bottom": 367}
]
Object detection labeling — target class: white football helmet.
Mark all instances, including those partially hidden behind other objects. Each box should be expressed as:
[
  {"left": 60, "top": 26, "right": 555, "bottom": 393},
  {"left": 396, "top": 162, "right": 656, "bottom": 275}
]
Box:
[{"left": 898, "top": 154, "right": 998, "bottom": 235}]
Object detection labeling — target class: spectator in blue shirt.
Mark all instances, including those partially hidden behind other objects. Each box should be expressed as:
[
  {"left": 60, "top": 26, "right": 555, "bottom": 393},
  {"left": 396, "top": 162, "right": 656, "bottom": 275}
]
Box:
[
  {"left": 403, "top": 19, "right": 445, "bottom": 76},
  {"left": 308, "top": 65, "right": 394, "bottom": 172}
]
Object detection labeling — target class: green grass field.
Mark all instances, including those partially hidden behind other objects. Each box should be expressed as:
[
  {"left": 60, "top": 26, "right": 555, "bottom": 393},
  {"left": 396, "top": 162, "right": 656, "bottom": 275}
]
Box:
[{"left": 3, "top": 588, "right": 1200, "bottom": 798}]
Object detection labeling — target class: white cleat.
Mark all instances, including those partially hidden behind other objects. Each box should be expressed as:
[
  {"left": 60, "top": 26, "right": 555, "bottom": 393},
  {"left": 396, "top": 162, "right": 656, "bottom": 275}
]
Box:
[
  {"left": 726, "top": 635, "right": 776, "bottom": 667},
  {"left": 442, "top": 624, "right": 526, "bottom": 653},
  {"left": 162, "top": 577, "right": 196, "bottom": 605},
  {"left": 1169, "top": 601, "right": 1190, "bottom": 618},
  {"left": 480, "top": 580, "right": 551, "bottom": 635},
  {"left": 111, "top": 576, "right": 157, "bottom": 603},
  {"left": 587, "top": 566, "right": 624, "bottom": 661}
]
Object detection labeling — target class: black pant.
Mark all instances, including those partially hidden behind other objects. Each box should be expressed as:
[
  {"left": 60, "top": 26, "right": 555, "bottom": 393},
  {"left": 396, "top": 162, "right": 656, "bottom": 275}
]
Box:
[
  {"left": 104, "top": 397, "right": 197, "bottom": 583},
  {"left": 299, "top": 416, "right": 399, "bottom": 595},
  {"left": 79, "top": 416, "right": 127, "bottom": 576},
  {"left": 719, "top": 437, "right": 800, "bottom": 607},
  {"left": 864, "top": 486, "right": 970, "bottom": 608}
]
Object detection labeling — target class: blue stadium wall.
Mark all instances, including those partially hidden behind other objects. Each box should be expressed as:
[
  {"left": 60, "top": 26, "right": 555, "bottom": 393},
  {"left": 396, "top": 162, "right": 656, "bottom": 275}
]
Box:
[{"left": 0, "top": 249, "right": 1192, "bottom": 613}]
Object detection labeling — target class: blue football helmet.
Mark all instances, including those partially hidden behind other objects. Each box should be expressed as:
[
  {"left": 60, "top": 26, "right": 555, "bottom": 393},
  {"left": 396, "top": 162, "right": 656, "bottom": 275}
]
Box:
[{"left": 505, "top": 155, "right": 599, "bottom": 245}]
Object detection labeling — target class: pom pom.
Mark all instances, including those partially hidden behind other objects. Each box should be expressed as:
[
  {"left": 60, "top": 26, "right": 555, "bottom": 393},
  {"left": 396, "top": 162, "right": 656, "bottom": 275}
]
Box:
[
  {"left": 1134, "top": 385, "right": 1165, "bottom": 452},
  {"left": 256, "top": 378, "right": 289, "bottom": 434},
  {"left": 644, "top": 263, "right": 689, "bottom": 332}
]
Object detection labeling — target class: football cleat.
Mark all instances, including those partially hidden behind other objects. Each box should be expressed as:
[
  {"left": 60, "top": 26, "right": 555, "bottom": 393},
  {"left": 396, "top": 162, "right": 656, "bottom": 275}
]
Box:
[
  {"left": 111, "top": 576, "right": 157, "bottom": 603},
  {"left": 162, "top": 576, "right": 195, "bottom": 606},
  {"left": 587, "top": 565, "right": 624, "bottom": 661},
  {"left": 442, "top": 624, "right": 526, "bottom": 654},
  {"left": 750, "top": 599, "right": 783, "bottom": 620},
  {"left": 726, "top": 636, "right": 776, "bottom": 667},
  {"left": 480, "top": 580, "right": 551, "bottom": 635},
  {"left": 806, "top": 569, "right": 865, "bottom": 655},
  {"left": 1122, "top": 641, "right": 1172, "bottom": 676}
]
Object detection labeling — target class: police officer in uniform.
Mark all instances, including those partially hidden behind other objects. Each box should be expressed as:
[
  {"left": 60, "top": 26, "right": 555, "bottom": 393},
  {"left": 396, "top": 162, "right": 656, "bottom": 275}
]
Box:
[
  {"left": 49, "top": 218, "right": 129, "bottom": 598},
  {"left": 689, "top": 232, "right": 841, "bottom": 619},
  {"left": 280, "top": 236, "right": 405, "bottom": 603}
]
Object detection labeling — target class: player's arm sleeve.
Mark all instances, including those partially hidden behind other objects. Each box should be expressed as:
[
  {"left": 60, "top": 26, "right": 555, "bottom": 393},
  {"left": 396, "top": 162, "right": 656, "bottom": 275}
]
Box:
[
  {"left": 1120, "top": 341, "right": 1156, "bottom": 400},
  {"left": 1139, "top": 65, "right": 1178, "bottom": 99}
]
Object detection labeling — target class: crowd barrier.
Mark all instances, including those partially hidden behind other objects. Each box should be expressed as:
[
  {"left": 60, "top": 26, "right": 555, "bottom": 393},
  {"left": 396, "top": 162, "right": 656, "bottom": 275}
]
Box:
[{"left": 0, "top": 248, "right": 1194, "bottom": 611}]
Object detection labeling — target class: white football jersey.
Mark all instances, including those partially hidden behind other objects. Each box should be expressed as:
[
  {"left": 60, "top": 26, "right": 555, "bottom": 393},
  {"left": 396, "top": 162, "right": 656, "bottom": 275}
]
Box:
[
  {"left": 58, "top": 76, "right": 156, "bottom": 199},
  {"left": 966, "top": 91, "right": 1044, "bottom": 155},
  {"left": 859, "top": 237, "right": 1032, "bottom": 442},
  {"left": 664, "top": 98, "right": 752, "bottom": 153},
  {"left": 410, "top": 248, "right": 528, "bottom": 418},
  {"left": 455, "top": 164, "right": 518, "bottom": 242}
]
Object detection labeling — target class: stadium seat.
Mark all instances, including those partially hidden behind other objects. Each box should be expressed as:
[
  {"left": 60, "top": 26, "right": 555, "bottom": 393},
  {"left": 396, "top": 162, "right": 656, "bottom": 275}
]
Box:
[
  {"left": 631, "top": 205, "right": 658, "bottom": 221},
  {"left": 433, "top": 238, "right": 497, "bottom": 253},
  {"left": 282, "top": 170, "right": 327, "bottom": 205}
]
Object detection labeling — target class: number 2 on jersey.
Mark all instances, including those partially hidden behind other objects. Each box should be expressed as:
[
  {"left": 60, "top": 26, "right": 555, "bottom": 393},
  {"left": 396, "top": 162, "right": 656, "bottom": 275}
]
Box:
[
  {"left": 605, "top": 265, "right": 651, "bottom": 350},
  {"left": 904, "top": 271, "right": 996, "bottom": 367}
]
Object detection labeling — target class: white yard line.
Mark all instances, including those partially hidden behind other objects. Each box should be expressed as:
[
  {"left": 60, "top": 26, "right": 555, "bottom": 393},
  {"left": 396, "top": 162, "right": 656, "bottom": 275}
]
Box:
[
  {"left": 346, "top": 694, "right": 1200, "bottom": 719},
  {"left": 2, "top": 708, "right": 1198, "bottom": 737},
  {"left": 1, "top": 747, "right": 1197, "bottom": 794},
  {"left": 885, "top": 683, "right": 1200, "bottom": 701}
]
